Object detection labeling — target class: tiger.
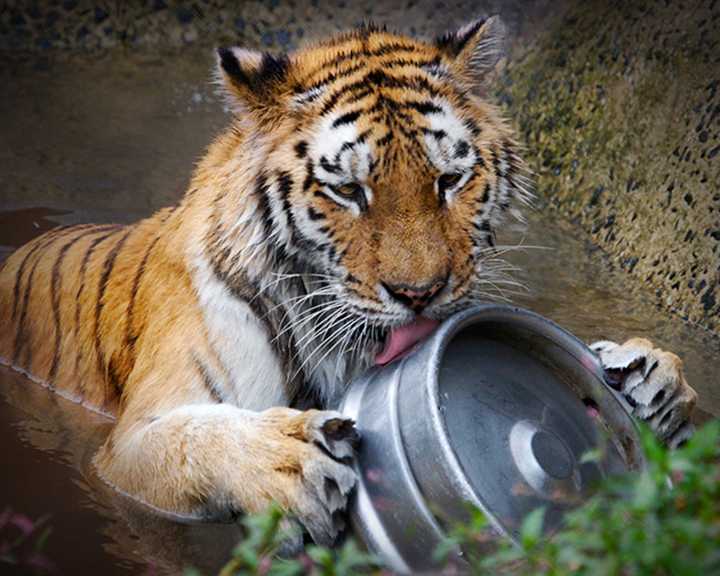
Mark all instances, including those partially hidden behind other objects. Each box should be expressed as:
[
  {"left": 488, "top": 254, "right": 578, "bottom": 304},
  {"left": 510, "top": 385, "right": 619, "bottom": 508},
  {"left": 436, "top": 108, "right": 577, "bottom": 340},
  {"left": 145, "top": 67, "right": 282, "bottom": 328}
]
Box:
[{"left": 0, "top": 16, "right": 698, "bottom": 546}]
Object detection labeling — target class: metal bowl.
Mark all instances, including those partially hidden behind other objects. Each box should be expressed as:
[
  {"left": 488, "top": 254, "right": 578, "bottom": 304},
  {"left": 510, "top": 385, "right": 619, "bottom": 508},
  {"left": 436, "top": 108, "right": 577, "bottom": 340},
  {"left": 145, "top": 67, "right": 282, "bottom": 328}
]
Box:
[{"left": 339, "top": 304, "right": 646, "bottom": 573}]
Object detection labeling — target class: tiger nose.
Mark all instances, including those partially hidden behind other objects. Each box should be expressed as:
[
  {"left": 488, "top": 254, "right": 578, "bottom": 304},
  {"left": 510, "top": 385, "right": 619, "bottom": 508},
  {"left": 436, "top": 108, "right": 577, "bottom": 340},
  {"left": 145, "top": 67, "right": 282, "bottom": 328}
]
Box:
[{"left": 382, "top": 277, "right": 447, "bottom": 312}]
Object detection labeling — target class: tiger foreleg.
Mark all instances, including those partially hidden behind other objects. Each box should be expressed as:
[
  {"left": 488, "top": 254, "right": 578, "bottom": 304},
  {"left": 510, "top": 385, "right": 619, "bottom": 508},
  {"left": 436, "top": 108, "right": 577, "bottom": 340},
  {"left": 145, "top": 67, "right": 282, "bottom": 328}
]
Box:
[
  {"left": 591, "top": 338, "right": 698, "bottom": 448},
  {"left": 94, "top": 404, "right": 357, "bottom": 545}
]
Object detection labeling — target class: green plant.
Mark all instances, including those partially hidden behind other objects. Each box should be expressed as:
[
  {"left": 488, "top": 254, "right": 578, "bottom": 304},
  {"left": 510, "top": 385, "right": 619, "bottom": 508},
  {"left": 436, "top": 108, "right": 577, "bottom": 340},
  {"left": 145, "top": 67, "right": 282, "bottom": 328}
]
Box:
[
  {"left": 185, "top": 505, "right": 380, "bottom": 576},
  {"left": 439, "top": 420, "right": 720, "bottom": 575},
  {"left": 201, "top": 420, "right": 720, "bottom": 575}
]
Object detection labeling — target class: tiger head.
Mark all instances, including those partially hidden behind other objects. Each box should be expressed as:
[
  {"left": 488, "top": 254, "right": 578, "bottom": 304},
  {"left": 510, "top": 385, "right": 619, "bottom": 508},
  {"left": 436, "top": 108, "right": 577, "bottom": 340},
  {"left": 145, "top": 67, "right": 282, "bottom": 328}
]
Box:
[{"left": 204, "top": 17, "right": 532, "bottom": 382}]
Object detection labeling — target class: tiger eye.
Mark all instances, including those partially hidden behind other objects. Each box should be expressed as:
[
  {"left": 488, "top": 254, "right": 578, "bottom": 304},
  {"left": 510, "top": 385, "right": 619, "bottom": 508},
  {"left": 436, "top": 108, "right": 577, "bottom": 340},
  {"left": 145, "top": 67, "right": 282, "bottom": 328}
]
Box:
[
  {"left": 336, "top": 182, "right": 365, "bottom": 200},
  {"left": 438, "top": 173, "right": 462, "bottom": 191},
  {"left": 437, "top": 173, "right": 464, "bottom": 204}
]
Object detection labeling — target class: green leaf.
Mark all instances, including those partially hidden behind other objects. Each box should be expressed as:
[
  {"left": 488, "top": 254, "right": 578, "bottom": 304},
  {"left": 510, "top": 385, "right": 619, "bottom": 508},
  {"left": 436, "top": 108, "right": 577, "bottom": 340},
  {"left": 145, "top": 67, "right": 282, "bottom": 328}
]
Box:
[
  {"left": 632, "top": 471, "right": 658, "bottom": 509},
  {"left": 267, "top": 559, "right": 305, "bottom": 576},
  {"left": 520, "top": 507, "right": 546, "bottom": 549},
  {"left": 433, "top": 537, "right": 460, "bottom": 563},
  {"left": 580, "top": 448, "right": 603, "bottom": 464}
]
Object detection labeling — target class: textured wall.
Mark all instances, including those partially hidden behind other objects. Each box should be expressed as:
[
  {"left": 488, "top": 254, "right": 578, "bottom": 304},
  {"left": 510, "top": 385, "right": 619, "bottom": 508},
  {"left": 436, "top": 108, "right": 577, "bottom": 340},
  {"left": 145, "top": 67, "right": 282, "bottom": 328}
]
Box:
[
  {"left": 497, "top": 0, "right": 720, "bottom": 334},
  {"left": 0, "top": 0, "right": 537, "bottom": 52}
]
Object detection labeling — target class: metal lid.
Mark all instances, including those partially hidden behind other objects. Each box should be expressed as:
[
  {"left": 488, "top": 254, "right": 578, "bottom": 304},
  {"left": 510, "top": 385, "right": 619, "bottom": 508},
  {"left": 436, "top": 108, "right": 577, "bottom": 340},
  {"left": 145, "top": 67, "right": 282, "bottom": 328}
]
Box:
[{"left": 400, "top": 305, "right": 642, "bottom": 541}]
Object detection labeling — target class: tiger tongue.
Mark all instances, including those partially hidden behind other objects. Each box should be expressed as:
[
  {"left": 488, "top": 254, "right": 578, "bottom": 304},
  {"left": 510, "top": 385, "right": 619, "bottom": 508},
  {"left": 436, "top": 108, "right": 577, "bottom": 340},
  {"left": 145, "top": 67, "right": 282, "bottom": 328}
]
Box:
[{"left": 375, "top": 317, "right": 440, "bottom": 366}]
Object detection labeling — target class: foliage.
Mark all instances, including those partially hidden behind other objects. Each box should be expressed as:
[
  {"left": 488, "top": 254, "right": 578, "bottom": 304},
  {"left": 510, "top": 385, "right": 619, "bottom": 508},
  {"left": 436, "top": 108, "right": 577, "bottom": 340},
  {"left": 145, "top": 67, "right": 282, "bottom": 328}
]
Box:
[
  {"left": 184, "top": 506, "right": 381, "bottom": 576},
  {"left": 439, "top": 420, "right": 720, "bottom": 575},
  {"left": 203, "top": 420, "right": 719, "bottom": 576},
  {"left": 0, "top": 508, "right": 54, "bottom": 574}
]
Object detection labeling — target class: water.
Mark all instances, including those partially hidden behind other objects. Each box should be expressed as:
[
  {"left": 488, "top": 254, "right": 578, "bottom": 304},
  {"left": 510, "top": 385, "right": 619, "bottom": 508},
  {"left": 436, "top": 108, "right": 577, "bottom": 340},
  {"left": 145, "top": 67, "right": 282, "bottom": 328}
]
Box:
[{"left": 0, "top": 50, "right": 717, "bottom": 575}]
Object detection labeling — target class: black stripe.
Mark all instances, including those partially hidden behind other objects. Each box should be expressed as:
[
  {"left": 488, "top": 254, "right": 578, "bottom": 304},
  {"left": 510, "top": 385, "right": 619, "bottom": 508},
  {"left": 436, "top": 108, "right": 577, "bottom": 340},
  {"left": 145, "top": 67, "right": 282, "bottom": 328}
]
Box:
[
  {"left": 303, "top": 160, "right": 316, "bottom": 192},
  {"left": 294, "top": 62, "right": 366, "bottom": 100},
  {"left": 473, "top": 219, "right": 495, "bottom": 246},
  {"left": 375, "top": 132, "right": 393, "bottom": 148},
  {"left": 47, "top": 228, "right": 101, "bottom": 383},
  {"left": 332, "top": 110, "right": 361, "bottom": 127},
  {"left": 423, "top": 127, "right": 447, "bottom": 140},
  {"left": 481, "top": 182, "right": 491, "bottom": 203},
  {"left": 73, "top": 228, "right": 121, "bottom": 377},
  {"left": 125, "top": 234, "right": 162, "bottom": 351},
  {"left": 320, "top": 70, "right": 442, "bottom": 117},
  {"left": 326, "top": 245, "right": 339, "bottom": 264},
  {"left": 475, "top": 148, "right": 487, "bottom": 169},
  {"left": 277, "top": 170, "right": 299, "bottom": 243},
  {"left": 94, "top": 228, "right": 133, "bottom": 402},
  {"left": 319, "top": 156, "right": 341, "bottom": 175},
  {"left": 301, "top": 44, "right": 418, "bottom": 83},
  {"left": 193, "top": 354, "right": 225, "bottom": 403},
  {"left": 11, "top": 226, "right": 81, "bottom": 366},
  {"left": 254, "top": 173, "right": 275, "bottom": 241},
  {"left": 316, "top": 223, "right": 332, "bottom": 235},
  {"left": 404, "top": 100, "right": 442, "bottom": 115},
  {"left": 11, "top": 226, "right": 70, "bottom": 322},
  {"left": 307, "top": 206, "right": 325, "bottom": 221},
  {"left": 343, "top": 86, "right": 374, "bottom": 105},
  {"left": 294, "top": 140, "right": 308, "bottom": 159},
  {"left": 74, "top": 227, "right": 121, "bottom": 338},
  {"left": 106, "top": 357, "right": 125, "bottom": 406},
  {"left": 382, "top": 57, "right": 443, "bottom": 71},
  {"left": 465, "top": 119, "right": 482, "bottom": 137},
  {"left": 332, "top": 129, "right": 371, "bottom": 165},
  {"left": 475, "top": 219, "right": 492, "bottom": 232}
]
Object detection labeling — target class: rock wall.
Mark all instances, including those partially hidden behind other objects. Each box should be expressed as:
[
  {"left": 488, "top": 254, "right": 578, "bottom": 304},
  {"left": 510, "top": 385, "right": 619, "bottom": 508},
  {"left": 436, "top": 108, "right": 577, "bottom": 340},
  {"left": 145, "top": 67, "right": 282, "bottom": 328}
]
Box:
[
  {"left": 496, "top": 0, "right": 720, "bottom": 334},
  {"left": 0, "top": 0, "right": 534, "bottom": 53}
]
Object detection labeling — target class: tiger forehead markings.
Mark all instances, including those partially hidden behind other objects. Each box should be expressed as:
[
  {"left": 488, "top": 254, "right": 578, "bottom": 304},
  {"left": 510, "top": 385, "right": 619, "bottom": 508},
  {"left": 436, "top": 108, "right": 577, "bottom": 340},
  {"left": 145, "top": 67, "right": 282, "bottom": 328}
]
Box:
[{"left": 306, "top": 100, "right": 479, "bottom": 209}]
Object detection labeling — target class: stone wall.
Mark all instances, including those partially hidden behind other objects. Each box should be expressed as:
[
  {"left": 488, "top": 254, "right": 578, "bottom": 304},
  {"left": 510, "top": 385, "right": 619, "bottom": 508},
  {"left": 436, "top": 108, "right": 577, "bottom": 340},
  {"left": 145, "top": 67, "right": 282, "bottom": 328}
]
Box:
[
  {"left": 0, "top": 0, "right": 535, "bottom": 53},
  {"left": 497, "top": 0, "right": 720, "bottom": 334}
]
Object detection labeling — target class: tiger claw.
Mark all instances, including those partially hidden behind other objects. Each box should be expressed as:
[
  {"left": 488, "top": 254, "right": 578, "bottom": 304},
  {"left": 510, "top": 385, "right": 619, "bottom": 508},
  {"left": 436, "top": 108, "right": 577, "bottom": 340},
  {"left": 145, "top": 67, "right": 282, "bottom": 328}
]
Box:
[{"left": 592, "top": 338, "right": 698, "bottom": 447}]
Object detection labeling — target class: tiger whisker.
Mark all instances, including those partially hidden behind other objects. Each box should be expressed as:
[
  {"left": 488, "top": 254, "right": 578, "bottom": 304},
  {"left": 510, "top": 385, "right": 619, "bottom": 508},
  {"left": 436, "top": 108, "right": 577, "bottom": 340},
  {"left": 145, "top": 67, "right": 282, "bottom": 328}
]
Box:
[
  {"left": 290, "top": 302, "right": 352, "bottom": 363},
  {"left": 292, "top": 310, "right": 356, "bottom": 381},
  {"left": 273, "top": 298, "right": 346, "bottom": 345},
  {"left": 303, "top": 313, "right": 365, "bottom": 381},
  {"left": 285, "top": 301, "right": 350, "bottom": 353}
]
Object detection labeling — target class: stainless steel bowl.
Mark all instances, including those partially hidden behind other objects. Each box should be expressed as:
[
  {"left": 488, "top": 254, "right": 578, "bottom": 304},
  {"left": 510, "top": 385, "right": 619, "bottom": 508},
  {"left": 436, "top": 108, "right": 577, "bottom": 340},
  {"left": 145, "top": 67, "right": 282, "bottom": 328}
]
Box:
[{"left": 339, "top": 305, "right": 645, "bottom": 573}]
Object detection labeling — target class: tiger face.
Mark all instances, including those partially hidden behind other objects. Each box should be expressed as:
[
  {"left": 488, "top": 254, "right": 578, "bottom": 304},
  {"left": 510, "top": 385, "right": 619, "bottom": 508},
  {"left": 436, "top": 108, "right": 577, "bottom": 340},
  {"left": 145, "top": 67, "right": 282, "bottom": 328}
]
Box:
[{"left": 210, "top": 17, "right": 531, "bottom": 378}]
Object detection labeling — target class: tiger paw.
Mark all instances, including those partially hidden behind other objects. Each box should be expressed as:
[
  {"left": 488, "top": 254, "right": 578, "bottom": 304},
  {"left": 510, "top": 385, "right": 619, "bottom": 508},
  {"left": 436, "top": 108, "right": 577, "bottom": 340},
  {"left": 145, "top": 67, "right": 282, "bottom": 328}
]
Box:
[
  {"left": 247, "top": 408, "right": 359, "bottom": 546},
  {"left": 590, "top": 338, "right": 698, "bottom": 448}
]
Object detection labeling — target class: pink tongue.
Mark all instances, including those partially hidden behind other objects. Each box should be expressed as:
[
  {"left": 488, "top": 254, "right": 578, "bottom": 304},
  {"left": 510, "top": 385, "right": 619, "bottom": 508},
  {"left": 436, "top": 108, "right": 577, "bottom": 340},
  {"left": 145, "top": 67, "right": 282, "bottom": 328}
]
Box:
[{"left": 375, "top": 317, "right": 440, "bottom": 366}]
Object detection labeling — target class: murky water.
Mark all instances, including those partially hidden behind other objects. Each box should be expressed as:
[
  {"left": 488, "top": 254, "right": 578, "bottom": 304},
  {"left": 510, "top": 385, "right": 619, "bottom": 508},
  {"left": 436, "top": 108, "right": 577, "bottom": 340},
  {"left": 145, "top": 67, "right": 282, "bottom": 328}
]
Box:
[{"left": 1, "top": 51, "right": 717, "bottom": 575}]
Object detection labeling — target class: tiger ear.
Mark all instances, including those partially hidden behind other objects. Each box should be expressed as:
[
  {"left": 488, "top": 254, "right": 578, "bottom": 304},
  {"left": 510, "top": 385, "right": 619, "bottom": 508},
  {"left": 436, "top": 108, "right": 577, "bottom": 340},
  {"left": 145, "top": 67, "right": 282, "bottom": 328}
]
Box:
[
  {"left": 215, "top": 47, "right": 290, "bottom": 114},
  {"left": 436, "top": 16, "right": 506, "bottom": 88}
]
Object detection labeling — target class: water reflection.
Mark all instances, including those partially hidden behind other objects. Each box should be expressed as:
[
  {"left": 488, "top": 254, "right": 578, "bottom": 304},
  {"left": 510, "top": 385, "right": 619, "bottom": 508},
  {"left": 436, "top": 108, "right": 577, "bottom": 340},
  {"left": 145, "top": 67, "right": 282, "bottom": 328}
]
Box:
[{"left": 0, "top": 365, "right": 244, "bottom": 576}]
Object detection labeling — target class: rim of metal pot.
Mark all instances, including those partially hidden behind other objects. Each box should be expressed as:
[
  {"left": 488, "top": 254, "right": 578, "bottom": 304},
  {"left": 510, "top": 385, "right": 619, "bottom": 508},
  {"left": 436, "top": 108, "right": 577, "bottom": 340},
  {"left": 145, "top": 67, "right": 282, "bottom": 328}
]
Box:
[{"left": 419, "top": 303, "right": 647, "bottom": 543}]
